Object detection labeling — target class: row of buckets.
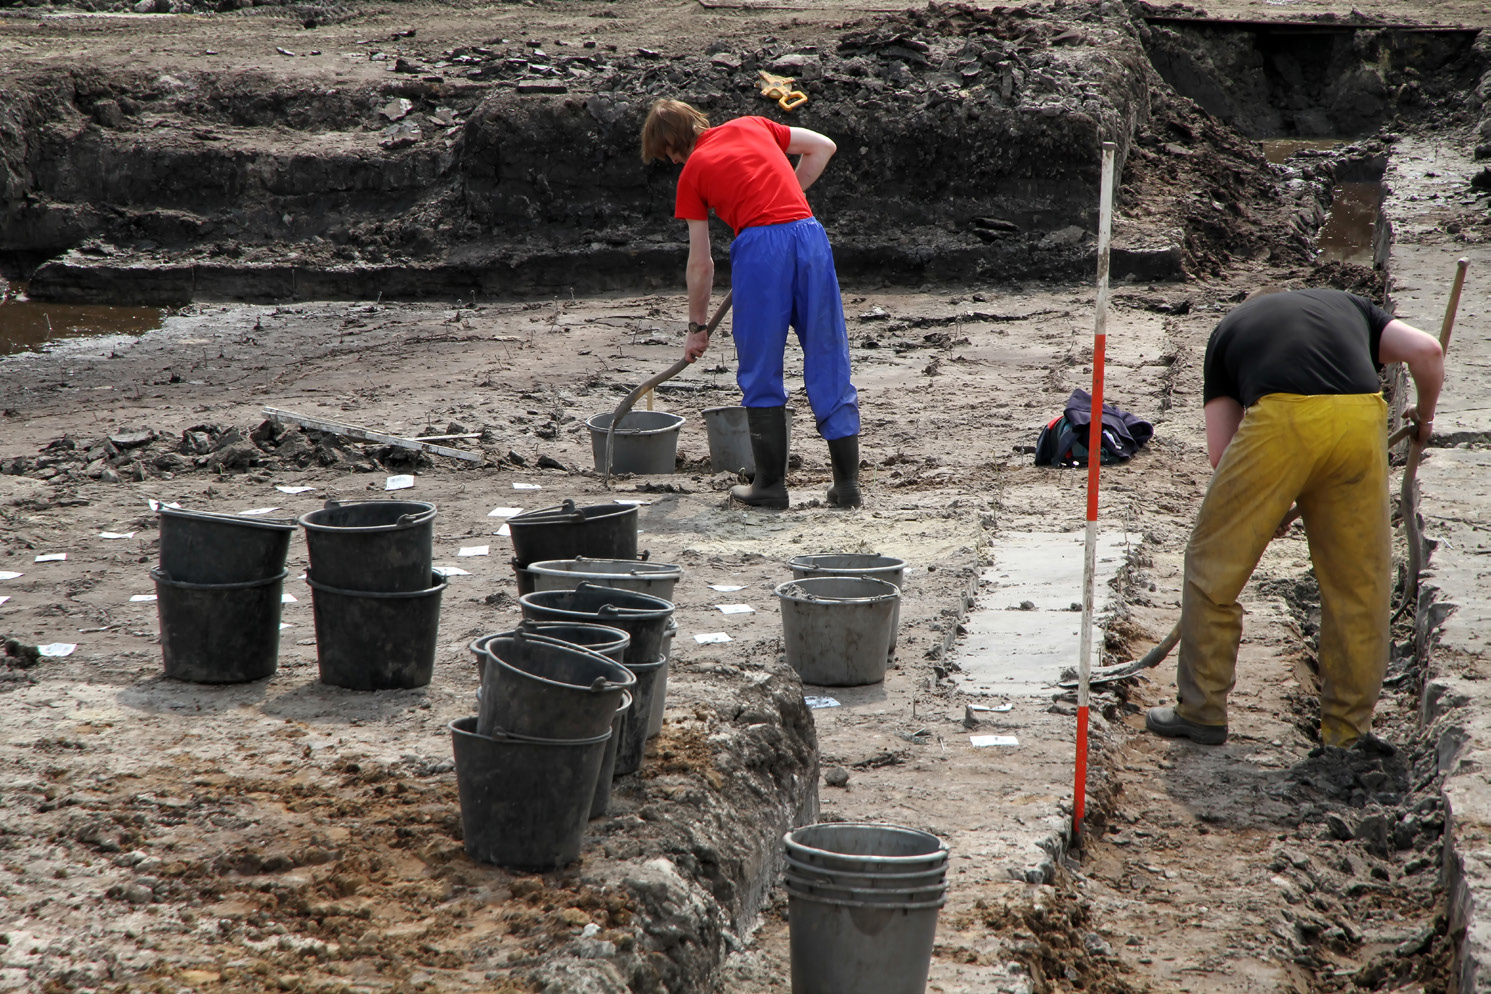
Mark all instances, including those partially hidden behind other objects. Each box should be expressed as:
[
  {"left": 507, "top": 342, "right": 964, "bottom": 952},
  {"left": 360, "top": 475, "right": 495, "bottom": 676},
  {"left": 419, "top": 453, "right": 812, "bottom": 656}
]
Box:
[
  {"left": 152, "top": 500, "right": 446, "bottom": 690},
  {"left": 586, "top": 404, "right": 793, "bottom": 475}
]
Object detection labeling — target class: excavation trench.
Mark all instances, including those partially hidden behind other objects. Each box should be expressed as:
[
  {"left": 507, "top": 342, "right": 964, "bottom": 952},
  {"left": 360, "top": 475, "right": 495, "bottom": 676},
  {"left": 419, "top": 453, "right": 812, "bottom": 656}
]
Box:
[{"left": 1, "top": 4, "right": 1489, "bottom": 993}]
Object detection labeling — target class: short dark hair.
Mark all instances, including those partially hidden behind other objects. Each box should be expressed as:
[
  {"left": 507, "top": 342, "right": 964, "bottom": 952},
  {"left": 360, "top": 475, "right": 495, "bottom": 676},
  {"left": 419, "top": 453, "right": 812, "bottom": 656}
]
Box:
[{"left": 640, "top": 100, "right": 709, "bottom": 163}]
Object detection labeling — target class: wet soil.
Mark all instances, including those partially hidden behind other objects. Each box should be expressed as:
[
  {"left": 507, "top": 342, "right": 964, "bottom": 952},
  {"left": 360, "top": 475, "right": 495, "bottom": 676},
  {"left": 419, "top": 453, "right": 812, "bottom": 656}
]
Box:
[{"left": 4, "top": 0, "right": 1491, "bottom": 992}]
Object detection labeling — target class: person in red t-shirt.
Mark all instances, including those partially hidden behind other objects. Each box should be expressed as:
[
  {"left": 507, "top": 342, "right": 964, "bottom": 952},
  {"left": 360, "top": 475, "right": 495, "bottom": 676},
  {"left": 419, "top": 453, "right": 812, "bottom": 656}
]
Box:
[{"left": 640, "top": 98, "right": 861, "bottom": 510}]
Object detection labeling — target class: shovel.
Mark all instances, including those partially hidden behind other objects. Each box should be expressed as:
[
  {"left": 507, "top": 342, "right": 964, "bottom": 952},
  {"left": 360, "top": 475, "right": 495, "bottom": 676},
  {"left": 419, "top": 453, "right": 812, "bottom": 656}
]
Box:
[
  {"left": 1073, "top": 259, "right": 1469, "bottom": 689},
  {"left": 603, "top": 292, "right": 732, "bottom": 487}
]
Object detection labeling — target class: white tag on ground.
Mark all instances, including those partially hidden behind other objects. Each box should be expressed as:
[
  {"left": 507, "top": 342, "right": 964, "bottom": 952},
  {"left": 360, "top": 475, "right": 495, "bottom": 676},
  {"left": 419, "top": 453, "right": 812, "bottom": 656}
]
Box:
[
  {"left": 240, "top": 507, "right": 281, "bottom": 516},
  {"left": 488, "top": 507, "right": 523, "bottom": 518},
  {"left": 0, "top": 572, "right": 22, "bottom": 580},
  {"left": 147, "top": 500, "right": 182, "bottom": 511},
  {"left": 458, "top": 545, "right": 489, "bottom": 557},
  {"left": 614, "top": 498, "right": 650, "bottom": 505},
  {"left": 494, "top": 524, "right": 511, "bottom": 537},
  {"left": 385, "top": 475, "right": 415, "bottom": 490},
  {"left": 38, "top": 643, "right": 76, "bottom": 657},
  {"left": 970, "top": 735, "right": 1020, "bottom": 747},
  {"left": 130, "top": 594, "right": 157, "bottom": 602},
  {"left": 715, "top": 604, "right": 755, "bottom": 615},
  {"left": 967, "top": 703, "right": 1015, "bottom": 714},
  {"left": 805, "top": 696, "right": 841, "bottom": 709},
  {"left": 694, "top": 632, "right": 732, "bottom": 644},
  {"left": 0, "top": 596, "right": 9, "bottom": 606},
  {"left": 275, "top": 485, "right": 315, "bottom": 494},
  {"left": 279, "top": 622, "right": 292, "bottom": 630},
  {"left": 34, "top": 553, "right": 66, "bottom": 563},
  {"left": 281, "top": 593, "right": 298, "bottom": 603},
  {"left": 709, "top": 584, "right": 746, "bottom": 592},
  {"left": 434, "top": 566, "right": 471, "bottom": 577},
  {"left": 99, "top": 531, "right": 135, "bottom": 540},
  {"left": 513, "top": 482, "right": 542, "bottom": 490}
]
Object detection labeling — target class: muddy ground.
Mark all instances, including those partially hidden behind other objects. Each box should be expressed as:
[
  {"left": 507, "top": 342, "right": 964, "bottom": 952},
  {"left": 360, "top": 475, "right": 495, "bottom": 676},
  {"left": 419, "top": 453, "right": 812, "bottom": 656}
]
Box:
[{"left": 5, "top": 0, "right": 1491, "bottom": 992}]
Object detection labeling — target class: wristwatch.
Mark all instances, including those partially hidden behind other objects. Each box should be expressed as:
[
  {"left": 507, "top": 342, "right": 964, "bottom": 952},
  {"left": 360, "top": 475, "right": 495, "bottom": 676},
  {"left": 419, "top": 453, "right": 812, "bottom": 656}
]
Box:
[{"left": 688, "top": 321, "right": 709, "bottom": 335}]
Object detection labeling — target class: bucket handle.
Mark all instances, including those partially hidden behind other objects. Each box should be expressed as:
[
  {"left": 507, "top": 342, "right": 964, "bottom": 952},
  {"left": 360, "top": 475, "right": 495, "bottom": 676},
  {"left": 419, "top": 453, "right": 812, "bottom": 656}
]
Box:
[{"left": 323, "top": 498, "right": 342, "bottom": 510}]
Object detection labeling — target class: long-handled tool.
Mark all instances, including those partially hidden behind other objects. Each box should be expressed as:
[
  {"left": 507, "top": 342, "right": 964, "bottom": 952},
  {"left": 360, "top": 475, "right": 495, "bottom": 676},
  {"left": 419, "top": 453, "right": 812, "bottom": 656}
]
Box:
[
  {"left": 603, "top": 292, "right": 733, "bottom": 487},
  {"left": 1069, "top": 259, "right": 1469, "bottom": 689}
]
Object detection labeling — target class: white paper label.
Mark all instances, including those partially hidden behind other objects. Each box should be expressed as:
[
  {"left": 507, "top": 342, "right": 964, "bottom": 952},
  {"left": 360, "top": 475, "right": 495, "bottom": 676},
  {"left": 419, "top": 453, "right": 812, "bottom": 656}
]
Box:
[
  {"left": 240, "top": 507, "right": 281, "bottom": 516},
  {"left": 38, "top": 643, "right": 76, "bottom": 657},
  {"left": 98, "top": 531, "right": 135, "bottom": 540},
  {"left": 805, "top": 696, "right": 840, "bottom": 709},
  {"left": 275, "top": 485, "right": 315, "bottom": 494},
  {"left": 385, "top": 475, "right": 416, "bottom": 490},
  {"left": 512, "top": 482, "right": 543, "bottom": 490},
  {"left": 613, "top": 498, "right": 650, "bottom": 506},
  {"left": 0, "top": 571, "right": 24, "bottom": 580},
  {"left": 433, "top": 566, "right": 470, "bottom": 577},
  {"left": 281, "top": 593, "right": 298, "bottom": 603},
  {"left": 0, "top": 596, "right": 9, "bottom": 606},
  {"left": 458, "top": 545, "right": 489, "bottom": 557},
  {"left": 147, "top": 500, "right": 182, "bottom": 511},
  {"left": 487, "top": 507, "right": 523, "bottom": 518},
  {"left": 715, "top": 604, "right": 755, "bottom": 615},
  {"left": 694, "top": 632, "right": 732, "bottom": 644},
  {"left": 279, "top": 622, "right": 292, "bottom": 630},
  {"left": 129, "top": 594, "right": 157, "bottom": 602},
  {"left": 494, "top": 524, "right": 511, "bottom": 537},
  {"left": 709, "top": 584, "right": 746, "bottom": 592},
  {"left": 970, "top": 735, "right": 1020, "bottom": 747},
  {"left": 34, "top": 553, "right": 66, "bottom": 563}
]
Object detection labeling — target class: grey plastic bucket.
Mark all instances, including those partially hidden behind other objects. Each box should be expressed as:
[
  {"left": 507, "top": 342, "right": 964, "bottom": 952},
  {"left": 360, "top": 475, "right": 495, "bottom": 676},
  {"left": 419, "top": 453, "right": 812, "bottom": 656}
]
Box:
[
  {"left": 591, "top": 690, "right": 631, "bottom": 819},
  {"left": 785, "top": 884, "right": 944, "bottom": 994},
  {"left": 612, "top": 655, "right": 666, "bottom": 776},
  {"left": 519, "top": 582, "right": 674, "bottom": 666},
  {"left": 784, "top": 876, "right": 946, "bottom": 905},
  {"left": 775, "top": 577, "right": 899, "bottom": 687},
  {"left": 307, "top": 570, "right": 446, "bottom": 691},
  {"left": 299, "top": 499, "right": 437, "bottom": 593},
  {"left": 508, "top": 501, "right": 638, "bottom": 567},
  {"left": 587, "top": 410, "right": 684, "bottom": 475},
  {"left": 788, "top": 554, "right": 906, "bottom": 654},
  {"left": 702, "top": 406, "right": 793, "bottom": 475},
  {"left": 785, "top": 823, "right": 949, "bottom": 875},
  {"left": 158, "top": 507, "right": 296, "bottom": 585},
  {"left": 152, "top": 567, "right": 286, "bottom": 683},
  {"left": 475, "top": 632, "right": 635, "bottom": 739},
  {"left": 449, "top": 717, "right": 609, "bottom": 870},
  {"left": 646, "top": 618, "right": 678, "bottom": 738},
  {"left": 527, "top": 557, "right": 682, "bottom": 602}
]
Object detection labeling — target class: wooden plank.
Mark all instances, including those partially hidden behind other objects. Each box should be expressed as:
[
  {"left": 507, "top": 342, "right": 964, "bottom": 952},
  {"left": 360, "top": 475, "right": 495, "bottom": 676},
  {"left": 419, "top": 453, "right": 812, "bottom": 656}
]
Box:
[{"left": 263, "top": 407, "right": 484, "bottom": 463}]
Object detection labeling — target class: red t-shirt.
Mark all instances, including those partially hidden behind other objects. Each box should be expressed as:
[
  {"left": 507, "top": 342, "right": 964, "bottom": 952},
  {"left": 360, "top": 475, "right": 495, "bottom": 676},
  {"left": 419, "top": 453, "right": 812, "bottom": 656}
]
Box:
[{"left": 674, "top": 117, "right": 813, "bottom": 235}]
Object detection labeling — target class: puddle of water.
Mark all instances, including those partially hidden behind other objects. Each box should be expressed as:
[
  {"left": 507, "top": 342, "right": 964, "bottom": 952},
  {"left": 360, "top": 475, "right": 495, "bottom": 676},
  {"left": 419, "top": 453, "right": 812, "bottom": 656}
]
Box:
[
  {"left": 1259, "top": 138, "right": 1343, "bottom": 164},
  {"left": 0, "top": 284, "right": 162, "bottom": 357},
  {"left": 1317, "top": 180, "right": 1381, "bottom": 267}
]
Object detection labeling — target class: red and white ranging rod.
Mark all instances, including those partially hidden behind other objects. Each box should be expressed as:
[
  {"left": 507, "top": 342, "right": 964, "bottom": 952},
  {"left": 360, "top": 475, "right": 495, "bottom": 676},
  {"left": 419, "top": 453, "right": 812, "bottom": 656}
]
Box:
[{"left": 1074, "top": 141, "right": 1117, "bottom": 840}]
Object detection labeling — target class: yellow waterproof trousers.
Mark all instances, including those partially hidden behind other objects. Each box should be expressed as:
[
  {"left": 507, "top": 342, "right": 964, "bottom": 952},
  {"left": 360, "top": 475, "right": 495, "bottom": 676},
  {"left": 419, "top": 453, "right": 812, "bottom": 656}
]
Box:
[{"left": 1177, "top": 393, "right": 1390, "bottom": 747}]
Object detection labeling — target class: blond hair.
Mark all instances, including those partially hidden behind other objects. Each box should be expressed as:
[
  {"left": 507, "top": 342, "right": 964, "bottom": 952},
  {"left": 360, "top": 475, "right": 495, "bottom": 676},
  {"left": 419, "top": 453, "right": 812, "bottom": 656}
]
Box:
[{"left": 640, "top": 99, "right": 709, "bottom": 163}]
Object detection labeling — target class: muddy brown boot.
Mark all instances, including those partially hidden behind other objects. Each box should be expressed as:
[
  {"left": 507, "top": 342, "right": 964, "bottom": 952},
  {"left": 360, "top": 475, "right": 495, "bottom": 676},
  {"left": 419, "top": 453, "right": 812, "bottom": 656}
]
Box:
[
  {"left": 825, "top": 434, "right": 861, "bottom": 508},
  {"left": 730, "top": 406, "right": 789, "bottom": 509}
]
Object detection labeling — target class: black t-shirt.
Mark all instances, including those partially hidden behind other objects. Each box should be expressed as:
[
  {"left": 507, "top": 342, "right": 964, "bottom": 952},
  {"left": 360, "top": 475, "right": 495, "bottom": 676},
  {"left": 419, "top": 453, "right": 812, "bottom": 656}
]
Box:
[{"left": 1204, "top": 289, "right": 1394, "bottom": 407}]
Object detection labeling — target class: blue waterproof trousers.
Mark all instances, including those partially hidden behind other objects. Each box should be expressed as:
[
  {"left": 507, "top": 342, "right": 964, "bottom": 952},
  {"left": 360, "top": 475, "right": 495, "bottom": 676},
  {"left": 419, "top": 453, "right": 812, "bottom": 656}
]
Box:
[{"left": 729, "top": 218, "right": 860, "bottom": 440}]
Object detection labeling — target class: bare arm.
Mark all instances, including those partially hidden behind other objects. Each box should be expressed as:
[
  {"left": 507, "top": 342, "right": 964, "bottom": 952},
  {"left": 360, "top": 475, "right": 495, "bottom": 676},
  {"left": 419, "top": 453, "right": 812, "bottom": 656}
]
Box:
[
  {"left": 786, "top": 127, "right": 836, "bottom": 192},
  {"left": 683, "top": 218, "right": 714, "bottom": 362},
  {"left": 1204, "top": 397, "right": 1245, "bottom": 469},
  {"left": 1377, "top": 318, "right": 1445, "bottom": 445}
]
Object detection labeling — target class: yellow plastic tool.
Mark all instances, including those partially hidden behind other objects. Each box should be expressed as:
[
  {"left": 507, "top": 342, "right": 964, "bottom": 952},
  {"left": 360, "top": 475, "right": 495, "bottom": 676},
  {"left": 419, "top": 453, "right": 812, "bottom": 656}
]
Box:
[{"left": 757, "top": 71, "right": 808, "bottom": 112}]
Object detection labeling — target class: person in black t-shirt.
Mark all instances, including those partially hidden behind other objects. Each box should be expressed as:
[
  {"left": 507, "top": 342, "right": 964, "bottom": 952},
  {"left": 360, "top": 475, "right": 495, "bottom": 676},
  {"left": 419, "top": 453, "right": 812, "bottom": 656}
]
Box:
[{"left": 1147, "top": 288, "right": 1443, "bottom": 748}]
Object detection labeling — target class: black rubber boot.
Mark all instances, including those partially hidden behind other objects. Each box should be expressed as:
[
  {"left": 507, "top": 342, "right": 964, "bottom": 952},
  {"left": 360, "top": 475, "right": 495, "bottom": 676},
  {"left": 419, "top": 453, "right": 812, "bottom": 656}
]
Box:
[
  {"left": 730, "top": 406, "right": 789, "bottom": 509},
  {"left": 825, "top": 434, "right": 862, "bottom": 508}
]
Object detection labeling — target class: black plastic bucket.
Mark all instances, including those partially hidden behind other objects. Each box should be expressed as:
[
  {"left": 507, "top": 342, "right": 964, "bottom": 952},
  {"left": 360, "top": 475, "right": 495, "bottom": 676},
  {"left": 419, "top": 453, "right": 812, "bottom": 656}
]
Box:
[
  {"left": 299, "top": 500, "right": 437, "bottom": 593},
  {"left": 307, "top": 569, "right": 446, "bottom": 691},
  {"left": 474, "top": 631, "right": 635, "bottom": 739},
  {"left": 591, "top": 690, "right": 631, "bottom": 819},
  {"left": 152, "top": 567, "right": 286, "bottom": 683},
  {"left": 158, "top": 507, "right": 296, "bottom": 585},
  {"left": 518, "top": 582, "right": 674, "bottom": 665},
  {"left": 516, "top": 621, "right": 631, "bottom": 662},
  {"left": 507, "top": 500, "right": 638, "bottom": 567},
  {"left": 613, "top": 655, "right": 666, "bottom": 776},
  {"left": 511, "top": 558, "right": 538, "bottom": 597},
  {"left": 449, "top": 717, "right": 609, "bottom": 870}
]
